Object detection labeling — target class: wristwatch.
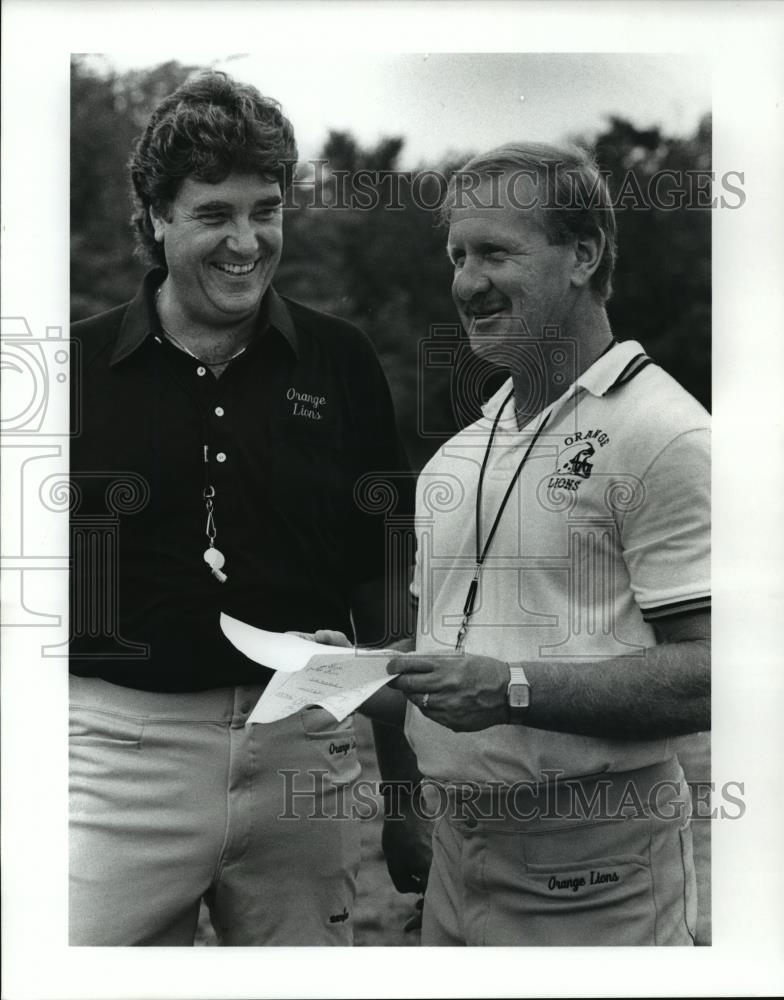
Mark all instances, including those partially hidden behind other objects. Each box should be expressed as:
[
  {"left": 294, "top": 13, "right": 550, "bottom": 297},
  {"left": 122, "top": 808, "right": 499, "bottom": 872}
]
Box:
[{"left": 507, "top": 663, "right": 530, "bottom": 721}]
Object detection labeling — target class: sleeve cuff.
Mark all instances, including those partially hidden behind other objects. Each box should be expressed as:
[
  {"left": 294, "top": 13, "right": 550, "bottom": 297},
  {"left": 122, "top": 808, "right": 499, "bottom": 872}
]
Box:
[{"left": 640, "top": 595, "right": 711, "bottom": 622}]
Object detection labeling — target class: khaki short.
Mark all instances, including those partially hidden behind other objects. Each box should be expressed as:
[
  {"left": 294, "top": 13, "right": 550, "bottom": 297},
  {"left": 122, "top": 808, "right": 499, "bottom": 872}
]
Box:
[
  {"left": 421, "top": 758, "right": 697, "bottom": 946},
  {"left": 69, "top": 675, "right": 362, "bottom": 945}
]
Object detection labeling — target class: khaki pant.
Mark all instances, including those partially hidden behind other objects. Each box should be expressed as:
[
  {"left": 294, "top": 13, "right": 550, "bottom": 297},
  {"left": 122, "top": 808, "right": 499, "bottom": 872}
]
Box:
[
  {"left": 69, "top": 675, "right": 362, "bottom": 945},
  {"left": 421, "top": 758, "right": 697, "bottom": 946}
]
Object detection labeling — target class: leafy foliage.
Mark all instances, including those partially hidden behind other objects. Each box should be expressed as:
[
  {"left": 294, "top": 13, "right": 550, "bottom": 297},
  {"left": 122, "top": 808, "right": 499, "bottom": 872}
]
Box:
[{"left": 593, "top": 115, "right": 711, "bottom": 415}]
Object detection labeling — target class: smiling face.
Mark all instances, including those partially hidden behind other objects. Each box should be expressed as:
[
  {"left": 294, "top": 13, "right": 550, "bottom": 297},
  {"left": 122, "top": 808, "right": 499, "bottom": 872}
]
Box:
[
  {"left": 150, "top": 171, "right": 283, "bottom": 329},
  {"left": 447, "top": 172, "right": 578, "bottom": 367}
]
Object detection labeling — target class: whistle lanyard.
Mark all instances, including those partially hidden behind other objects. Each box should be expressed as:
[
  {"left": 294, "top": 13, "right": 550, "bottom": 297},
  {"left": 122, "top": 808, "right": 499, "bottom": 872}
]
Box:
[
  {"left": 455, "top": 392, "right": 551, "bottom": 650},
  {"left": 202, "top": 445, "right": 227, "bottom": 583},
  {"left": 154, "top": 334, "right": 231, "bottom": 584}
]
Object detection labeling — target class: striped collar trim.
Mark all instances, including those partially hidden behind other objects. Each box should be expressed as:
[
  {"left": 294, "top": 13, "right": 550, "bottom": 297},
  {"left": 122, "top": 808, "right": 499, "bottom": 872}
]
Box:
[
  {"left": 577, "top": 339, "right": 654, "bottom": 397},
  {"left": 481, "top": 339, "right": 654, "bottom": 421}
]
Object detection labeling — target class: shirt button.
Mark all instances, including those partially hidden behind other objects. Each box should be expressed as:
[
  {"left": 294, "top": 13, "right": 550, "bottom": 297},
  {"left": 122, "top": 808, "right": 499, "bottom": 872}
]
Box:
[
  {"left": 216, "top": 452, "right": 227, "bottom": 463},
  {"left": 240, "top": 701, "right": 253, "bottom": 714},
  {"left": 464, "top": 816, "right": 478, "bottom": 830},
  {"left": 215, "top": 406, "right": 225, "bottom": 417},
  {"left": 197, "top": 366, "right": 207, "bottom": 376}
]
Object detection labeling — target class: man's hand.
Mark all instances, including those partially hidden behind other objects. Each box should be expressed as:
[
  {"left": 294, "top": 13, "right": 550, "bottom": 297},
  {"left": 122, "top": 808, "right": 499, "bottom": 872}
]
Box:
[
  {"left": 287, "top": 629, "right": 352, "bottom": 646},
  {"left": 380, "top": 783, "right": 433, "bottom": 931},
  {"left": 383, "top": 812, "right": 431, "bottom": 933},
  {"left": 387, "top": 653, "right": 509, "bottom": 732},
  {"left": 386, "top": 611, "right": 710, "bottom": 740},
  {"left": 381, "top": 802, "right": 433, "bottom": 895}
]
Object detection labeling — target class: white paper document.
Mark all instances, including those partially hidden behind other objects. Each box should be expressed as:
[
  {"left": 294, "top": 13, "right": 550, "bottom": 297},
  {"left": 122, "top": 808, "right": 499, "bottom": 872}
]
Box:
[
  {"left": 220, "top": 613, "right": 351, "bottom": 672},
  {"left": 220, "top": 613, "right": 397, "bottom": 723}
]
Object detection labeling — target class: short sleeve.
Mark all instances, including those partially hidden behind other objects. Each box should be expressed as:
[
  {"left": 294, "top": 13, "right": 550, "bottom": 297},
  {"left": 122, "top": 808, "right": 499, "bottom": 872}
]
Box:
[{"left": 620, "top": 428, "right": 710, "bottom": 621}]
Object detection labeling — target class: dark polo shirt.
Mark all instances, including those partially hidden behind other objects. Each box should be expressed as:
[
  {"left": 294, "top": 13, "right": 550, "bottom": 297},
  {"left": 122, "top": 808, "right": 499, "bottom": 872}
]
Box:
[{"left": 70, "top": 270, "right": 411, "bottom": 691}]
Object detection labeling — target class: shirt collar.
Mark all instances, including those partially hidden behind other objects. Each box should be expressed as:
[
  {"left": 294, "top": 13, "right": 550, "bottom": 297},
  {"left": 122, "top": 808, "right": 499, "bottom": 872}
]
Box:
[
  {"left": 265, "top": 285, "right": 299, "bottom": 357},
  {"left": 110, "top": 268, "right": 299, "bottom": 366},
  {"left": 575, "top": 339, "right": 649, "bottom": 397},
  {"left": 480, "top": 339, "right": 650, "bottom": 422},
  {"left": 481, "top": 376, "right": 516, "bottom": 422}
]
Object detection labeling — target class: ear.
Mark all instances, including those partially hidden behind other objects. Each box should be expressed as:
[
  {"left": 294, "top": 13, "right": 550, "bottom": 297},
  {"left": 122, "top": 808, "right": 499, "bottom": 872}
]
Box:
[
  {"left": 149, "top": 204, "right": 168, "bottom": 244},
  {"left": 571, "top": 229, "right": 605, "bottom": 289}
]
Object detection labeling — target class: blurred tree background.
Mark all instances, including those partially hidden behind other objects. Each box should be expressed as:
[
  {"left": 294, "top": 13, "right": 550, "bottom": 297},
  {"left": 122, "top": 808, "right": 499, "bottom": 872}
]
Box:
[{"left": 71, "top": 57, "right": 711, "bottom": 472}]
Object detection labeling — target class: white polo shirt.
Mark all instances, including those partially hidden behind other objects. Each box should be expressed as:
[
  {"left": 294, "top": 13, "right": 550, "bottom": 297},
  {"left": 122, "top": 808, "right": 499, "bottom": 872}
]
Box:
[{"left": 406, "top": 340, "right": 710, "bottom": 785}]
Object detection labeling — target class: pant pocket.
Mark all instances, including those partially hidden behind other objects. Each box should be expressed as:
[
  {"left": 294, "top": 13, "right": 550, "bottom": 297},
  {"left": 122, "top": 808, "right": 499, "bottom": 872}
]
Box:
[
  {"left": 297, "top": 707, "right": 361, "bottom": 787},
  {"left": 69, "top": 706, "right": 144, "bottom": 749},
  {"left": 513, "top": 819, "right": 657, "bottom": 945},
  {"left": 69, "top": 707, "right": 147, "bottom": 824},
  {"left": 525, "top": 855, "right": 656, "bottom": 945}
]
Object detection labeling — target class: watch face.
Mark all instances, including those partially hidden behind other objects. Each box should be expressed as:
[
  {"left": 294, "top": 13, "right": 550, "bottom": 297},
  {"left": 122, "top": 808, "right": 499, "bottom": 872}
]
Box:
[{"left": 509, "top": 685, "right": 530, "bottom": 709}]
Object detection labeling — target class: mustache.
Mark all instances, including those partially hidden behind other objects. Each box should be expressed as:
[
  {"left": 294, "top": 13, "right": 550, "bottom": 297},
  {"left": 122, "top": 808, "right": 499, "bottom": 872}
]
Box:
[{"left": 462, "top": 298, "right": 510, "bottom": 317}]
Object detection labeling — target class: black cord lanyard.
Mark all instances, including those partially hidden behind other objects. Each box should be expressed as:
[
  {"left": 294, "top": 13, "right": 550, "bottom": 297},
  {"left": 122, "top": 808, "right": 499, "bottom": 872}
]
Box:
[
  {"left": 455, "top": 392, "right": 551, "bottom": 650},
  {"left": 454, "top": 338, "right": 618, "bottom": 648}
]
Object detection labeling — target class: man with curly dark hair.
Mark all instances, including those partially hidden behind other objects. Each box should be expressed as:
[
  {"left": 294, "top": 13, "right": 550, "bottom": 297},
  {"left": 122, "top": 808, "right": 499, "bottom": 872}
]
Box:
[{"left": 69, "top": 71, "right": 414, "bottom": 946}]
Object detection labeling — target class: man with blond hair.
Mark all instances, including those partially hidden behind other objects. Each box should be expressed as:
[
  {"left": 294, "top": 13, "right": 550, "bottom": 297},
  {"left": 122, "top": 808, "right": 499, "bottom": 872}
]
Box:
[{"left": 383, "top": 142, "right": 710, "bottom": 945}]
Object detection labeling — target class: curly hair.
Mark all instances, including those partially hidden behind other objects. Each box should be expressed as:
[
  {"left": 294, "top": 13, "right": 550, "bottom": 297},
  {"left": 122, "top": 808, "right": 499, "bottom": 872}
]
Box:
[
  {"left": 129, "top": 71, "right": 298, "bottom": 267},
  {"left": 439, "top": 142, "right": 617, "bottom": 302}
]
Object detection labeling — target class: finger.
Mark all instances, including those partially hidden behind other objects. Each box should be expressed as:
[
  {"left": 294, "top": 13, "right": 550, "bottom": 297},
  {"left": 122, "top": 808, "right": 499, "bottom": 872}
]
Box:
[
  {"left": 387, "top": 656, "right": 440, "bottom": 676},
  {"left": 313, "top": 629, "right": 352, "bottom": 647},
  {"left": 287, "top": 630, "right": 315, "bottom": 641},
  {"left": 388, "top": 676, "right": 437, "bottom": 697},
  {"left": 404, "top": 897, "right": 425, "bottom": 933}
]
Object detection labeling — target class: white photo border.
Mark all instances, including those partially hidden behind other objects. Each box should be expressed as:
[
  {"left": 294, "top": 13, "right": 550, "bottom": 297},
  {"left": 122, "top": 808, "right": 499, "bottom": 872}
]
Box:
[{"left": 2, "top": 1, "right": 783, "bottom": 998}]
